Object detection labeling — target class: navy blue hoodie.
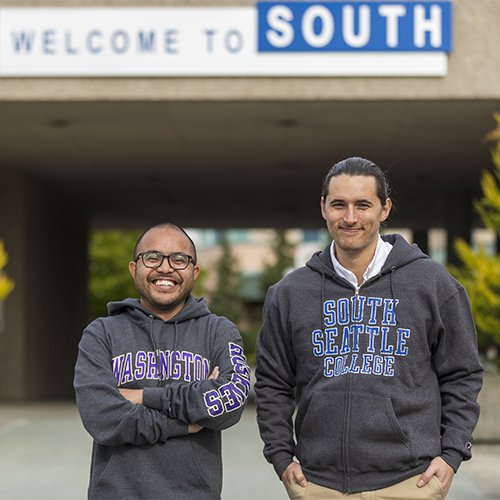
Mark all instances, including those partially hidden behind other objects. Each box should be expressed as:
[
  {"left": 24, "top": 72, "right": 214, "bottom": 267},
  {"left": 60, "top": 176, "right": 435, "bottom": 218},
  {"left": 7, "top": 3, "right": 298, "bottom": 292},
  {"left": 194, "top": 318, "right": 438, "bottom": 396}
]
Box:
[
  {"left": 74, "top": 295, "right": 249, "bottom": 500},
  {"left": 255, "top": 234, "right": 483, "bottom": 494}
]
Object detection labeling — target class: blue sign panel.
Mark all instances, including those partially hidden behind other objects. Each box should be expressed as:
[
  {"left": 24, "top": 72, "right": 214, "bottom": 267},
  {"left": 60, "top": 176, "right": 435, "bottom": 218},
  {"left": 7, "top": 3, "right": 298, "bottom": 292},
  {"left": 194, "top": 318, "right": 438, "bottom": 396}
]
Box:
[{"left": 257, "top": 2, "right": 452, "bottom": 52}]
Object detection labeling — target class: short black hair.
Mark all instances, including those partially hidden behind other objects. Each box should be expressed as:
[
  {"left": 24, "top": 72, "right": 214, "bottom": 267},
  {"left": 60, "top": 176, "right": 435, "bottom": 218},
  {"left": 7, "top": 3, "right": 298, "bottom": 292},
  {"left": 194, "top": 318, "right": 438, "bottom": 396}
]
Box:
[
  {"left": 322, "top": 157, "right": 391, "bottom": 207},
  {"left": 133, "top": 223, "right": 197, "bottom": 264}
]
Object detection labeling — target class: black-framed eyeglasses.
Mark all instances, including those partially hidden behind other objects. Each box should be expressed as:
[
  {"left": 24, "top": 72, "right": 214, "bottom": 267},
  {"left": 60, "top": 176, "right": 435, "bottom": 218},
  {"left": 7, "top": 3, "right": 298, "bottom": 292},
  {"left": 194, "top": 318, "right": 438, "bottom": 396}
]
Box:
[{"left": 136, "top": 251, "right": 194, "bottom": 270}]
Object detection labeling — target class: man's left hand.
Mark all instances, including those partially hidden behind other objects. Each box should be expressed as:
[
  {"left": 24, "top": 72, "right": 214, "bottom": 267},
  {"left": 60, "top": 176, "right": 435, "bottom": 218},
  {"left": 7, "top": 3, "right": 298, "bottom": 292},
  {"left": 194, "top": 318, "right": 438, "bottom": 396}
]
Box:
[
  {"left": 417, "top": 456, "right": 455, "bottom": 497},
  {"left": 119, "top": 388, "right": 143, "bottom": 405}
]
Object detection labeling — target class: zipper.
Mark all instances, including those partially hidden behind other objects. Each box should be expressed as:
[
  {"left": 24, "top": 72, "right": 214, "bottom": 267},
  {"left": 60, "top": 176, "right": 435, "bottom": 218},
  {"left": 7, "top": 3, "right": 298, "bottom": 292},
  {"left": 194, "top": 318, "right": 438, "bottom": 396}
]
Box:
[{"left": 342, "top": 284, "right": 360, "bottom": 493}]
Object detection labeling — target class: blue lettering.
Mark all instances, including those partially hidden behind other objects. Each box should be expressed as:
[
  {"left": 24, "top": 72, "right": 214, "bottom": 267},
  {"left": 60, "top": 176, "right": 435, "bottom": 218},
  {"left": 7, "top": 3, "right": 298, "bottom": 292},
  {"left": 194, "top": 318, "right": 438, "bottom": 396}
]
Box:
[
  {"left": 340, "top": 326, "right": 350, "bottom": 354},
  {"left": 334, "top": 356, "right": 344, "bottom": 376},
  {"left": 341, "top": 354, "right": 349, "bottom": 374},
  {"left": 365, "top": 326, "right": 379, "bottom": 353},
  {"left": 373, "top": 355, "right": 384, "bottom": 375},
  {"left": 87, "top": 30, "right": 103, "bottom": 54},
  {"left": 171, "top": 351, "right": 181, "bottom": 380},
  {"left": 43, "top": 30, "right": 56, "bottom": 55},
  {"left": 121, "top": 352, "right": 134, "bottom": 384},
  {"left": 229, "top": 342, "right": 245, "bottom": 357},
  {"left": 165, "top": 30, "right": 178, "bottom": 54},
  {"left": 324, "top": 356, "right": 334, "bottom": 377},
  {"left": 350, "top": 324, "right": 363, "bottom": 352},
  {"left": 312, "top": 329, "right": 324, "bottom": 356},
  {"left": 234, "top": 357, "right": 250, "bottom": 378},
  {"left": 367, "top": 297, "right": 382, "bottom": 324},
  {"left": 193, "top": 354, "right": 203, "bottom": 381},
  {"left": 396, "top": 328, "right": 410, "bottom": 356},
  {"left": 349, "top": 353, "right": 360, "bottom": 373},
  {"left": 337, "top": 298, "right": 349, "bottom": 324},
  {"left": 138, "top": 31, "right": 156, "bottom": 52},
  {"left": 204, "top": 29, "right": 217, "bottom": 52},
  {"left": 112, "top": 355, "right": 124, "bottom": 385},
  {"left": 384, "top": 356, "right": 395, "bottom": 376},
  {"left": 382, "top": 299, "right": 398, "bottom": 325},
  {"left": 111, "top": 30, "right": 129, "bottom": 54},
  {"left": 204, "top": 390, "right": 224, "bottom": 416},
  {"left": 232, "top": 372, "right": 250, "bottom": 397},
  {"left": 65, "top": 32, "right": 78, "bottom": 54},
  {"left": 147, "top": 351, "right": 158, "bottom": 379},
  {"left": 12, "top": 31, "right": 35, "bottom": 53},
  {"left": 361, "top": 353, "right": 372, "bottom": 374},
  {"left": 380, "top": 327, "right": 394, "bottom": 354},
  {"left": 225, "top": 30, "right": 243, "bottom": 53},
  {"left": 182, "top": 351, "right": 193, "bottom": 382},
  {"left": 351, "top": 295, "right": 365, "bottom": 322},
  {"left": 158, "top": 350, "right": 170, "bottom": 380},
  {"left": 135, "top": 351, "right": 147, "bottom": 380},
  {"left": 325, "top": 328, "right": 338, "bottom": 355},
  {"left": 324, "top": 300, "right": 335, "bottom": 326},
  {"left": 220, "top": 382, "right": 245, "bottom": 411}
]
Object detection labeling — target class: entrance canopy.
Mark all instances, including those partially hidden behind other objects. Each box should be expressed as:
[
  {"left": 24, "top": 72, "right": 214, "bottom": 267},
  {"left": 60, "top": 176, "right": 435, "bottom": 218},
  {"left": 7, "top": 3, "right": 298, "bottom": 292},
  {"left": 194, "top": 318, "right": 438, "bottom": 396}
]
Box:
[{"left": 1, "top": 99, "right": 497, "bottom": 230}]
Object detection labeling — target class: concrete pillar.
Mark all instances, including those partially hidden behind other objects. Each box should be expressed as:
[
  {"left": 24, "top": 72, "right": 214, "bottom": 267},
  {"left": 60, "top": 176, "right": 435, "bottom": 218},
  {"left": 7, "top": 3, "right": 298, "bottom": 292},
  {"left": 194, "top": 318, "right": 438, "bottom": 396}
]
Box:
[
  {"left": 412, "top": 229, "right": 429, "bottom": 255},
  {"left": 0, "top": 172, "right": 88, "bottom": 400},
  {"left": 445, "top": 190, "right": 473, "bottom": 267}
]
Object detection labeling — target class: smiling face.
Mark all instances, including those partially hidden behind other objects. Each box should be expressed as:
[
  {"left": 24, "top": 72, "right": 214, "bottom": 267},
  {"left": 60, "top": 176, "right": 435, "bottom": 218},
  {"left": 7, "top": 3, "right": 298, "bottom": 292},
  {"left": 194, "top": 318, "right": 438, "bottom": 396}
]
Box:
[
  {"left": 321, "top": 174, "right": 392, "bottom": 264},
  {"left": 129, "top": 227, "right": 200, "bottom": 321}
]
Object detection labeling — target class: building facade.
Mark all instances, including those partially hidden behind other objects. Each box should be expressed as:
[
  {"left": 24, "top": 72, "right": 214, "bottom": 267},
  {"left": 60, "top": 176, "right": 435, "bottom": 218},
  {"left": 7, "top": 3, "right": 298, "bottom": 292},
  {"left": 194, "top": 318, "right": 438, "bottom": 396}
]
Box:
[{"left": 1, "top": 0, "right": 500, "bottom": 399}]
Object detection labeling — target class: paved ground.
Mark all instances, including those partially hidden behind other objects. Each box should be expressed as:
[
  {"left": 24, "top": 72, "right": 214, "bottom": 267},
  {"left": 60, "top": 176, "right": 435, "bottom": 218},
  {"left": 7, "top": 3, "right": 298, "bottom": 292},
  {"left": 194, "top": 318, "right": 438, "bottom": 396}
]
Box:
[{"left": 0, "top": 402, "right": 498, "bottom": 500}]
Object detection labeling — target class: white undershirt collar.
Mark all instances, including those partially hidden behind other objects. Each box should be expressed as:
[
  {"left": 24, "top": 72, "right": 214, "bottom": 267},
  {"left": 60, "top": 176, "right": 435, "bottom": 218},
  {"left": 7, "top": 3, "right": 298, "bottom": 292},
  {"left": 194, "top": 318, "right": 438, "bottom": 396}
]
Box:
[{"left": 330, "top": 235, "right": 393, "bottom": 288}]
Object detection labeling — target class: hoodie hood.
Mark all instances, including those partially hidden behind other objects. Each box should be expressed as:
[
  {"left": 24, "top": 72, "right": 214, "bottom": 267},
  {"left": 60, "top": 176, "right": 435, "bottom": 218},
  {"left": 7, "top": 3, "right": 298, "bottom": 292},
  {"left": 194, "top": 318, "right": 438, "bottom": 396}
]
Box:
[
  {"left": 306, "top": 233, "right": 429, "bottom": 283},
  {"left": 107, "top": 294, "right": 211, "bottom": 323}
]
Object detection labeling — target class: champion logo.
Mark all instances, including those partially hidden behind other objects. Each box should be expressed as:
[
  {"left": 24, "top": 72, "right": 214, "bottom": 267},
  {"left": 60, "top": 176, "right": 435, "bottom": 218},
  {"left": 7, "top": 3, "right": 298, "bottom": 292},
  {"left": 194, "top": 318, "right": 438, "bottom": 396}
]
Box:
[{"left": 465, "top": 442, "right": 472, "bottom": 450}]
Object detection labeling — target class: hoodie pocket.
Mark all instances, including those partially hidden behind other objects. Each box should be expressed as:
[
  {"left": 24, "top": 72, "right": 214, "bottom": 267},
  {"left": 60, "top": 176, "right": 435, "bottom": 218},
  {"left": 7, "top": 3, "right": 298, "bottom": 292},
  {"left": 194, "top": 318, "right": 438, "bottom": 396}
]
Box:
[
  {"left": 295, "top": 390, "right": 346, "bottom": 470},
  {"left": 348, "top": 392, "right": 411, "bottom": 472}
]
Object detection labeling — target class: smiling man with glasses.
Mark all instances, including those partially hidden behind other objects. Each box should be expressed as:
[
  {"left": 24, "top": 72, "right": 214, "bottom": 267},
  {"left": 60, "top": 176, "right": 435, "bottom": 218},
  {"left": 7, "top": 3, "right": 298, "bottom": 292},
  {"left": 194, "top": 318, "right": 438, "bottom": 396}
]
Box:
[{"left": 74, "top": 223, "right": 250, "bottom": 500}]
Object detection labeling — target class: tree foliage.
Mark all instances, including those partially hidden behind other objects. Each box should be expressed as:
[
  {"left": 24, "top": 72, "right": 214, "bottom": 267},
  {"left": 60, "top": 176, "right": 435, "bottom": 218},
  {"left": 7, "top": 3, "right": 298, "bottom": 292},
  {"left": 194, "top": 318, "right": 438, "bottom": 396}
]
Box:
[
  {"left": 449, "top": 113, "right": 500, "bottom": 363},
  {"left": 260, "top": 230, "right": 296, "bottom": 294},
  {"left": 208, "top": 232, "right": 243, "bottom": 324},
  {"left": 0, "top": 240, "right": 15, "bottom": 319},
  {"left": 89, "top": 230, "right": 142, "bottom": 320}
]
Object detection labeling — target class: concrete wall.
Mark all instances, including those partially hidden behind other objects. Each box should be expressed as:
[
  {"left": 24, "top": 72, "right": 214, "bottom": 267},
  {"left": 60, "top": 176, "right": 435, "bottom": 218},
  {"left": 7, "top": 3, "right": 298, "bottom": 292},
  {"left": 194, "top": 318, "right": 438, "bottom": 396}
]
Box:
[
  {"left": 0, "top": 173, "right": 88, "bottom": 400},
  {"left": 474, "top": 374, "right": 500, "bottom": 443}
]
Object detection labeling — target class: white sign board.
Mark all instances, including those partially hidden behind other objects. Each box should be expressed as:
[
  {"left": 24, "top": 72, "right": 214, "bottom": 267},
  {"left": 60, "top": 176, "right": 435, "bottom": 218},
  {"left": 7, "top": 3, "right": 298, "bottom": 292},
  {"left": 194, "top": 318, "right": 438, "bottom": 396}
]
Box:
[{"left": 0, "top": 4, "right": 452, "bottom": 77}]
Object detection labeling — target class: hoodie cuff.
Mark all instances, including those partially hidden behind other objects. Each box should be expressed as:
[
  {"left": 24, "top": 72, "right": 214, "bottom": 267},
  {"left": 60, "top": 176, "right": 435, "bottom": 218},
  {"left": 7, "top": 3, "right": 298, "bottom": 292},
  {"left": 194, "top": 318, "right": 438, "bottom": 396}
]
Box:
[
  {"left": 142, "top": 387, "right": 165, "bottom": 411},
  {"left": 440, "top": 449, "right": 464, "bottom": 473},
  {"left": 272, "top": 452, "right": 295, "bottom": 480},
  {"left": 164, "top": 417, "right": 189, "bottom": 439}
]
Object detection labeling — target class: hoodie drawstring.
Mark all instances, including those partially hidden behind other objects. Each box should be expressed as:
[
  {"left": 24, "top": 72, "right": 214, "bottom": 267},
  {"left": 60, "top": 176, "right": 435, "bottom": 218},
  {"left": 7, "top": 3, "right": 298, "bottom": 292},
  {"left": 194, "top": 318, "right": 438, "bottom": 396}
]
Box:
[
  {"left": 148, "top": 315, "right": 162, "bottom": 387},
  {"left": 321, "top": 273, "right": 326, "bottom": 327},
  {"left": 389, "top": 266, "right": 398, "bottom": 326}
]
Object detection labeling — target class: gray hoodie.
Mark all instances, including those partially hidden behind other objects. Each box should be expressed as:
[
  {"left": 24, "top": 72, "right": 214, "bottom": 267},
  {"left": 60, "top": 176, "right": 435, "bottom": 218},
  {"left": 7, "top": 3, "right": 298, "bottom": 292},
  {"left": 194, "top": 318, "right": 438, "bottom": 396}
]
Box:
[
  {"left": 74, "top": 295, "right": 249, "bottom": 500},
  {"left": 255, "top": 234, "right": 483, "bottom": 494}
]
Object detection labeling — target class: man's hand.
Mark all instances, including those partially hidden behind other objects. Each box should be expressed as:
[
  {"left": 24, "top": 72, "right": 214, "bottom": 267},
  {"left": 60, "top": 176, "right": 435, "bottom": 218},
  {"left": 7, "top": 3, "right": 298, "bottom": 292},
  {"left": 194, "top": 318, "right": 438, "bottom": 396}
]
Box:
[
  {"left": 417, "top": 456, "right": 455, "bottom": 497},
  {"left": 281, "top": 462, "right": 307, "bottom": 492},
  {"left": 209, "top": 366, "right": 219, "bottom": 380},
  {"left": 119, "top": 388, "right": 143, "bottom": 405}
]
